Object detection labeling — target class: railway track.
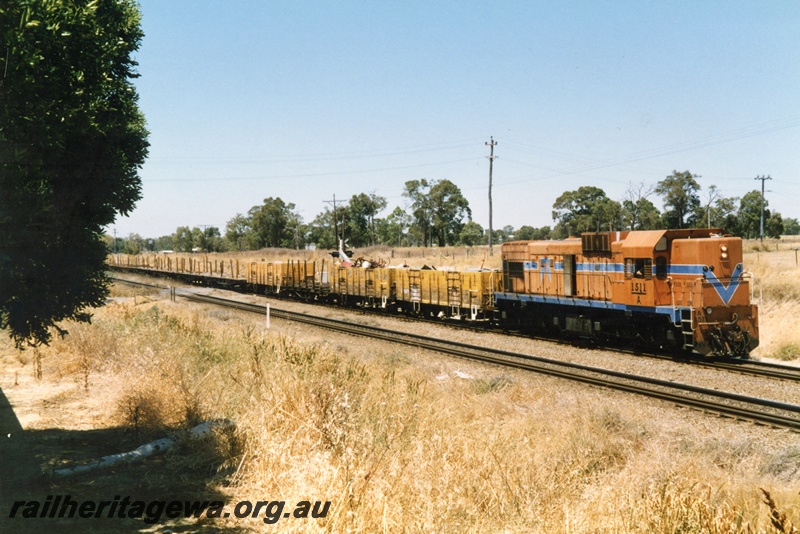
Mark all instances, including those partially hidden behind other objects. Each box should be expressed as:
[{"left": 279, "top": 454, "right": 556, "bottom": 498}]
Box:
[
  {"left": 643, "top": 351, "right": 800, "bottom": 382},
  {"left": 110, "top": 276, "right": 800, "bottom": 431},
  {"left": 109, "top": 274, "right": 800, "bottom": 384}
]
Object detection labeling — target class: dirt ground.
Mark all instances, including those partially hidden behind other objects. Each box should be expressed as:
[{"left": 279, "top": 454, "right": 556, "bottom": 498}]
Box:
[{"left": 0, "top": 342, "right": 238, "bottom": 533}]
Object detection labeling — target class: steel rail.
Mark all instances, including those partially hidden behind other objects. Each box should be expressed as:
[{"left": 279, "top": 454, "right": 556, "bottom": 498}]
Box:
[
  {"left": 165, "top": 289, "right": 800, "bottom": 431},
  {"left": 108, "top": 273, "right": 800, "bottom": 385}
]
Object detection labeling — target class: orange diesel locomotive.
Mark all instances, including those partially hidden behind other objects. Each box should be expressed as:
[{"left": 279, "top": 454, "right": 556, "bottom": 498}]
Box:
[{"left": 496, "top": 229, "right": 758, "bottom": 357}]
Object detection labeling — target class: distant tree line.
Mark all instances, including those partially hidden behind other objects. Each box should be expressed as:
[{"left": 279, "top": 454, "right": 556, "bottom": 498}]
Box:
[
  {"left": 550, "top": 170, "right": 794, "bottom": 240},
  {"left": 112, "top": 170, "right": 799, "bottom": 254}
]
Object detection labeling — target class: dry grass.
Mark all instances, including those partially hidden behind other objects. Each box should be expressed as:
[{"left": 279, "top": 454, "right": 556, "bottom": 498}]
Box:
[
  {"left": 743, "top": 239, "right": 800, "bottom": 360},
  {"left": 16, "top": 286, "right": 798, "bottom": 532}
]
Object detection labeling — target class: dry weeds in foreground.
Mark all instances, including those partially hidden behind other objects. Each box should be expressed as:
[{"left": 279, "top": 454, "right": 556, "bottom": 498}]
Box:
[
  {"left": 12, "top": 287, "right": 797, "bottom": 533},
  {"left": 744, "top": 238, "right": 800, "bottom": 360}
]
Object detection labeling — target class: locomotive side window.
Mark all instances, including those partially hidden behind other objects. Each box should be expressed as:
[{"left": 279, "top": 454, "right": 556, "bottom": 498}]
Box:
[
  {"left": 654, "top": 256, "right": 667, "bottom": 280},
  {"left": 505, "top": 261, "right": 524, "bottom": 277},
  {"left": 625, "top": 258, "right": 652, "bottom": 279},
  {"left": 503, "top": 261, "right": 525, "bottom": 291},
  {"left": 655, "top": 236, "right": 668, "bottom": 252}
]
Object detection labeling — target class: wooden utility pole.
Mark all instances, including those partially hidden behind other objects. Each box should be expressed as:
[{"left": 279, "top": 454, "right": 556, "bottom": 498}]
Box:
[
  {"left": 485, "top": 137, "right": 497, "bottom": 256},
  {"left": 754, "top": 175, "right": 772, "bottom": 242},
  {"left": 324, "top": 195, "right": 344, "bottom": 245}
]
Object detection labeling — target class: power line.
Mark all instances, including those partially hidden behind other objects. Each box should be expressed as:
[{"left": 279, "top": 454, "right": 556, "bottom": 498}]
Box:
[
  {"left": 146, "top": 140, "right": 479, "bottom": 165},
  {"left": 493, "top": 115, "right": 800, "bottom": 187},
  {"left": 143, "top": 157, "right": 481, "bottom": 183}
]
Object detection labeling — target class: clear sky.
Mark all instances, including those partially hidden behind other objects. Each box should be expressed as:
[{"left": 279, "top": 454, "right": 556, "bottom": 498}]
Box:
[{"left": 112, "top": 0, "right": 800, "bottom": 239}]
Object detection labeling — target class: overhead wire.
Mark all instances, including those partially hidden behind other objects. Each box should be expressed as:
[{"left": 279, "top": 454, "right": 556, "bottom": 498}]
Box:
[
  {"left": 145, "top": 139, "right": 480, "bottom": 165},
  {"left": 144, "top": 157, "right": 483, "bottom": 182},
  {"left": 494, "top": 114, "right": 800, "bottom": 187}
]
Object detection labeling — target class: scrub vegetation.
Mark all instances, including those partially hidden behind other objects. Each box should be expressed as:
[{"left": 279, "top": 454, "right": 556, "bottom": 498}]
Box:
[
  {"left": 744, "top": 237, "right": 800, "bottom": 360},
  {"left": 3, "top": 267, "right": 797, "bottom": 532}
]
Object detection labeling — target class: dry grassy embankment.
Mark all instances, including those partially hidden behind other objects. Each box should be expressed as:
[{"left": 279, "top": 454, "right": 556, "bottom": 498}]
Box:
[
  {"left": 744, "top": 237, "right": 800, "bottom": 360},
  {"left": 3, "top": 277, "right": 797, "bottom": 532}
]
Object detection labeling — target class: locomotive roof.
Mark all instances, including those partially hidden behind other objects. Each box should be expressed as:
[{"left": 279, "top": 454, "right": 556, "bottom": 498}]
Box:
[
  {"left": 618, "top": 229, "right": 725, "bottom": 255},
  {"left": 618, "top": 230, "right": 667, "bottom": 253},
  {"left": 502, "top": 228, "right": 729, "bottom": 258},
  {"left": 525, "top": 237, "right": 582, "bottom": 255}
]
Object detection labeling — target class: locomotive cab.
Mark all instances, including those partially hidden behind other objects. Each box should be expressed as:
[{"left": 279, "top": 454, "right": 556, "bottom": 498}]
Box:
[
  {"left": 612, "top": 230, "right": 668, "bottom": 308},
  {"left": 667, "top": 232, "right": 758, "bottom": 356}
]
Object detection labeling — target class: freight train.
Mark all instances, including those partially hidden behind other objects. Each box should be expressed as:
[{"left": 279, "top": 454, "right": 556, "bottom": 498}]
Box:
[{"left": 108, "top": 228, "right": 759, "bottom": 358}]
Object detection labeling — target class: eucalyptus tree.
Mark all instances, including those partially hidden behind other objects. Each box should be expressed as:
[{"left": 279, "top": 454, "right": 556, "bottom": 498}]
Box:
[
  {"left": 552, "top": 186, "right": 621, "bottom": 236},
  {"left": 655, "top": 171, "right": 701, "bottom": 229},
  {"left": 404, "top": 179, "right": 471, "bottom": 247}
]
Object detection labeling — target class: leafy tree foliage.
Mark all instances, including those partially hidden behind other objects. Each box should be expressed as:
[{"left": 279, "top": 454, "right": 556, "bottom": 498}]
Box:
[
  {"left": 458, "top": 221, "right": 484, "bottom": 246},
  {"left": 225, "top": 214, "right": 252, "bottom": 251},
  {"left": 123, "top": 233, "right": 144, "bottom": 254},
  {"left": 784, "top": 218, "right": 800, "bottom": 236},
  {"left": 737, "top": 190, "right": 783, "bottom": 239},
  {"left": 197, "top": 227, "right": 224, "bottom": 252},
  {"left": 509, "top": 225, "right": 552, "bottom": 241},
  {"left": 429, "top": 180, "right": 471, "bottom": 246},
  {"left": 403, "top": 179, "right": 434, "bottom": 246},
  {"left": 765, "top": 212, "right": 784, "bottom": 239},
  {"left": 709, "top": 196, "right": 741, "bottom": 235},
  {"left": 696, "top": 184, "right": 722, "bottom": 228},
  {"left": 529, "top": 226, "right": 553, "bottom": 240},
  {"left": 222, "top": 199, "right": 306, "bottom": 250},
  {"left": 403, "top": 179, "right": 471, "bottom": 247},
  {"left": 514, "top": 225, "right": 536, "bottom": 240},
  {"left": 485, "top": 224, "right": 517, "bottom": 246},
  {"left": 307, "top": 209, "right": 338, "bottom": 250},
  {"left": 376, "top": 206, "right": 412, "bottom": 247},
  {"left": 345, "top": 192, "right": 387, "bottom": 247},
  {"left": 552, "top": 186, "right": 621, "bottom": 236},
  {"left": 738, "top": 190, "right": 765, "bottom": 239},
  {"left": 621, "top": 197, "right": 661, "bottom": 230},
  {"left": 655, "top": 171, "right": 701, "bottom": 229},
  {"left": 153, "top": 234, "right": 174, "bottom": 251},
  {"left": 247, "top": 197, "right": 303, "bottom": 249},
  {"left": 620, "top": 182, "right": 661, "bottom": 230},
  {"left": 1, "top": 0, "right": 149, "bottom": 346}
]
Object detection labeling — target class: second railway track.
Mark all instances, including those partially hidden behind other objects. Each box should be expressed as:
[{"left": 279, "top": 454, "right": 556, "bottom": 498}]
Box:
[
  {"left": 112, "top": 276, "right": 800, "bottom": 431},
  {"left": 111, "top": 275, "right": 800, "bottom": 383}
]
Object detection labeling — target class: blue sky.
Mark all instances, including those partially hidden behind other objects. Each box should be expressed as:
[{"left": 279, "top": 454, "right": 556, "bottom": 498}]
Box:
[{"left": 114, "top": 0, "right": 800, "bottom": 239}]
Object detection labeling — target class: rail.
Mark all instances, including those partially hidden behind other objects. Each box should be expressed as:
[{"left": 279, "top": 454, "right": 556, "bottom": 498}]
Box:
[{"left": 110, "top": 276, "right": 800, "bottom": 431}]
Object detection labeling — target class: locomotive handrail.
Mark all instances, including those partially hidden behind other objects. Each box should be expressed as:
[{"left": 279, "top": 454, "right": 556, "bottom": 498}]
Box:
[
  {"left": 741, "top": 271, "right": 761, "bottom": 307},
  {"left": 666, "top": 277, "right": 681, "bottom": 327},
  {"left": 489, "top": 271, "right": 496, "bottom": 307},
  {"left": 697, "top": 312, "right": 739, "bottom": 327},
  {"left": 690, "top": 277, "right": 705, "bottom": 309}
]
